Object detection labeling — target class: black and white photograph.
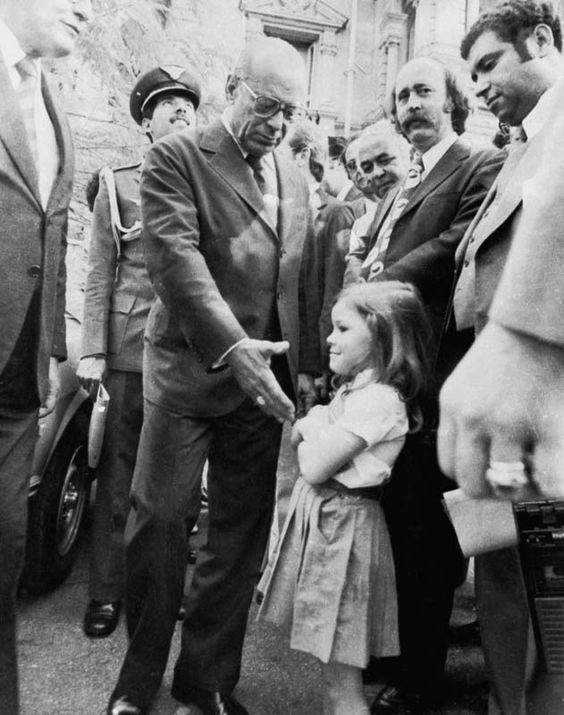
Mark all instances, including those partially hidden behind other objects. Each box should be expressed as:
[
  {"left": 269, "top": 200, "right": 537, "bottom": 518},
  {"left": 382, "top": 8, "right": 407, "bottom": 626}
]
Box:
[{"left": 2, "top": 1, "right": 564, "bottom": 713}]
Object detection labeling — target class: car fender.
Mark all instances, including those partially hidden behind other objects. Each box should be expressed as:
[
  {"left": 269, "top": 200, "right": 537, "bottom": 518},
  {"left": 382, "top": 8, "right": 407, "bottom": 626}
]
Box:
[{"left": 29, "top": 386, "right": 91, "bottom": 496}]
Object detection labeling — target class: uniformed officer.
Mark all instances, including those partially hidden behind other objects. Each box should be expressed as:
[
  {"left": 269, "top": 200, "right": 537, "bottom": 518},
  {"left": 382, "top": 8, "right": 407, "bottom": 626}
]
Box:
[{"left": 77, "top": 66, "right": 202, "bottom": 639}]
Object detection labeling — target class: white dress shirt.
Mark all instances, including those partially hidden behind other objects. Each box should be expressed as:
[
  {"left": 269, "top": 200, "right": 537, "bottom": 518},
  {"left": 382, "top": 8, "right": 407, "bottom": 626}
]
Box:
[
  {"left": 0, "top": 19, "right": 59, "bottom": 208},
  {"left": 420, "top": 131, "right": 458, "bottom": 179}
]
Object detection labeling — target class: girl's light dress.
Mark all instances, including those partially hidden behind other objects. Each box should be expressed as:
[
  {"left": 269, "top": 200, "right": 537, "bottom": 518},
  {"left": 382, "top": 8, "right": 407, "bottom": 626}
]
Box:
[{"left": 258, "top": 373, "right": 409, "bottom": 668}]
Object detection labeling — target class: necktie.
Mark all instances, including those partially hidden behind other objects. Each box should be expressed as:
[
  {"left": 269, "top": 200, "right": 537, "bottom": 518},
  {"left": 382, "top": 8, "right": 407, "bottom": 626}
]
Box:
[
  {"left": 16, "top": 56, "right": 39, "bottom": 166},
  {"left": 453, "top": 129, "right": 528, "bottom": 330},
  {"left": 247, "top": 154, "right": 267, "bottom": 195},
  {"left": 246, "top": 154, "right": 278, "bottom": 229},
  {"left": 362, "top": 153, "right": 424, "bottom": 278}
]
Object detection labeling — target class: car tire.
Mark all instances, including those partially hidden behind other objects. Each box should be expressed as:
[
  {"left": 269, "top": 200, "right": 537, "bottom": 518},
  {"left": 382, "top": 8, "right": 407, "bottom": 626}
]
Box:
[{"left": 22, "top": 418, "right": 92, "bottom": 595}]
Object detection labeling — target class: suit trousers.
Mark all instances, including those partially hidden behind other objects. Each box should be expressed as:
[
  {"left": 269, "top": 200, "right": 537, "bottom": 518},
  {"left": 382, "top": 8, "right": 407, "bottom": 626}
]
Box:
[
  {"left": 89, "top": 369, "right": 143, "bottom": 602},
  {"left": 382, "top": 432, "right": 466, "bottom": 693},
  {"left": 0, "top": 405, "right": 39, "bottom": 715},
  {"left": 111, "top": 396, "right": 282, "bottom": 709}
]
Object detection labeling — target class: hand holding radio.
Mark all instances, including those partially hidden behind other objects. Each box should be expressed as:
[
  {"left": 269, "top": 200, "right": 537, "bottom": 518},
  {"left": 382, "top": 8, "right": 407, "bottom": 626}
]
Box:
[{"left": 438, "top": 321, "right": 564, "bottom": 500}]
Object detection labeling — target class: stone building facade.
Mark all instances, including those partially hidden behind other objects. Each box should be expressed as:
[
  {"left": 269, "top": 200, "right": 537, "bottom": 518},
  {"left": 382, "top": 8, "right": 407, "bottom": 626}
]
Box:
[{"left": 232, "top": 0, "right": 504, "bottom": 139}]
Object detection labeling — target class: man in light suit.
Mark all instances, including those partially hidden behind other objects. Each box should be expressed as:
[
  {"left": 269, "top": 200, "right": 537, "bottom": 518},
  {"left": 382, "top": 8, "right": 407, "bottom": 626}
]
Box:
[
  {"left": 0, "top": 0, "right": 91, "bottom": 711},
  {"left": 361, "top": 58, "right": 504, "bottom": 713},
  {"left": 77, "top": 66, "right": 202, "bottom": 640},
  {"left": 438, "top": 2, "right": 564, "bottom": 713},
  {"left": 107, "top": 37, "right": 319, "bottom": 715}
]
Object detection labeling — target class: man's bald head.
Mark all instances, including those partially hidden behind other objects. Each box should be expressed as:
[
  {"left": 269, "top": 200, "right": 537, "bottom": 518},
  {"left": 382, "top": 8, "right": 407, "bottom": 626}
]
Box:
[{"left": 226, "top": 37, "right": 308, "bottom": 157}]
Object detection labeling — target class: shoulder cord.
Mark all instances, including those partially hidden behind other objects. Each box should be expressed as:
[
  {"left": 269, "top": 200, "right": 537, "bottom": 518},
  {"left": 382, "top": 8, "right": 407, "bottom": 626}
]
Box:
[{"left": 99, "top": 166, "right": 142, "bottom": 260}]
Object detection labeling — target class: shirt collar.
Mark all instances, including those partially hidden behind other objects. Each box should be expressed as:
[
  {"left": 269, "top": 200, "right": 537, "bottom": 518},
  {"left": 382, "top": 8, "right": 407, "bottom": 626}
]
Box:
[
  {"left": 521, "top": 81, "right": 560, "bottom": 141},
  {"left": 336, "top": 179, "right": 354, "bottom": 202},
  {"left": 221, "top": 106, "right": 275, "bottom": 172},
  {"left": 420, "top": 132, "right": 458, "bottom": 175},
  {"left": 0, "top": 18, "right": 40, "bottom": 75}
]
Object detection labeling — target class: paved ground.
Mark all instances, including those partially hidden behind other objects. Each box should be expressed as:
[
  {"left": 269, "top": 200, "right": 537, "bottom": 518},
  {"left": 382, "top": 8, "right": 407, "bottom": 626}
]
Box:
[{"left": 17, "top": 430, "right": 489, "bottom": 715}]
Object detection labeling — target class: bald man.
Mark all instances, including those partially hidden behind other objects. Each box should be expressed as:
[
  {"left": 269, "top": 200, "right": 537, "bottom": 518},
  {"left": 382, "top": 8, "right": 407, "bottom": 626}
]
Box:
[{"left": 107, "top": 38, "right": 318, "bottom": 715}]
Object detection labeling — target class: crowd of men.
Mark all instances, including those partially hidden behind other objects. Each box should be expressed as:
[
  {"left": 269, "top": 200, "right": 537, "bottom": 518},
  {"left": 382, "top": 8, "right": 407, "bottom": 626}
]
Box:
[{"left": 1, "top": 0, "right": 564, "bottom": 714}]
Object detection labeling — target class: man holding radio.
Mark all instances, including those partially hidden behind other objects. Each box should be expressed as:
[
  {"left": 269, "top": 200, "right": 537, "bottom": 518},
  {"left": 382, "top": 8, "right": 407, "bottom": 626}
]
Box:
[{"left": 439, "top": 2, "right": 564, "bottom": 712}]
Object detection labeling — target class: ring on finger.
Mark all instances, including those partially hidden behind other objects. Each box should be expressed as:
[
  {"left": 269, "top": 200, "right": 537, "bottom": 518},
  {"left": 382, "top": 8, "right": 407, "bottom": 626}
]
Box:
[
  {"left": 256, "top": 395, "right": 266, "bottom": 407},
  {"left": 486, "top": 459, "right": 529, "bottom": 489}
]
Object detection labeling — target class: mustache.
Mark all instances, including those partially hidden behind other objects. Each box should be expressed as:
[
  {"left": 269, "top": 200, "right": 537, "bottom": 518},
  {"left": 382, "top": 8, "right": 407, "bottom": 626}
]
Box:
[{"left": 402, "top": 113, "right": 430, "bottom": 129}]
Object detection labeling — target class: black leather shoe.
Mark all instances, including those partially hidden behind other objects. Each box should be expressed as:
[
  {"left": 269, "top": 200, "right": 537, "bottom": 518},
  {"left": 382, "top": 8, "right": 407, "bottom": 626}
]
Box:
[
  {"left": 107, "top": 696, "right": 143, "bottom": 715},
  {"left": 83, "top": 599, "right": 121, "bottom": 638},
  {"left": 178, "top": 689, "right": 249, "bottom": 715},
  {"left": 370, "top": 684, "right": 425, "bottom": 714}
]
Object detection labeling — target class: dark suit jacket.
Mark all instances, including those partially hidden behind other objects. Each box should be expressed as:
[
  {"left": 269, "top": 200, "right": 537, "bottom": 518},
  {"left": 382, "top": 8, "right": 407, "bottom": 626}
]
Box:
[
  {"left": 140, "top": 120, "right": 318, "bottom": 417},
  {"left": 314, "top": 198, "right": 355, "bottom": 366},
  {"left": 348, "top": 138, "right": 503, "bottom": 350},
  {"left": 0, "top": 58, "right": 74, "bottom": 404},
  {"left": 452, "top": 79, "right": 564, "bottom": 715},
  {"left": 81, "top": 163, "right": 154, "bottom": 373}
]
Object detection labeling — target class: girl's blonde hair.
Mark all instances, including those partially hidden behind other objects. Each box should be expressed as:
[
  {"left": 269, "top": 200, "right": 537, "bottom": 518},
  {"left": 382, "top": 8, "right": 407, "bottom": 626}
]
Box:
[{"left": 335, "top": 281, "right": 433, "bottom": 431}]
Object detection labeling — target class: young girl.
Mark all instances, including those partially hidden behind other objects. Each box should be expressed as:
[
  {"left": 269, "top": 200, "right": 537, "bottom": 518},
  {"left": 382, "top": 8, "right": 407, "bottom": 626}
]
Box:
[{"left": 258, "top": 281, "right": 432, "bottom": 715}]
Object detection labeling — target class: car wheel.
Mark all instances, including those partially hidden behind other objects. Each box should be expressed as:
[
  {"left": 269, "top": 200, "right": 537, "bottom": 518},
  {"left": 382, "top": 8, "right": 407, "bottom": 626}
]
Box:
[{"left": 22, "top": 419, "right": 91, "bottom": 595}]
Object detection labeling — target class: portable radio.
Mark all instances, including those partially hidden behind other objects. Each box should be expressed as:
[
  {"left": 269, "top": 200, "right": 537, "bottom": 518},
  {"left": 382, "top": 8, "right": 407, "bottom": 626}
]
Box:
[{"left": 513, "top": 500, "right": 564, "bottom": 673}]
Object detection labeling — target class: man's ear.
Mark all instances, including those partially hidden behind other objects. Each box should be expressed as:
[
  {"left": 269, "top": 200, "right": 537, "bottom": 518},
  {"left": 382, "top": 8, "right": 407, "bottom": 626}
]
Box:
[
  {"left": 225, "top": 73, "right": 238, "bottom": 102},
  {"left": 141, "top": 117, "right": 153, "bottom": 142},
  {"left": 444, "top": 96, "right": 454, "bottom": 113},
  {"left": 529, "top": 23, "right": 555, "bottom": 56},
  {"left": 296, "top": 146, "right": 310, "bottom": 168}
]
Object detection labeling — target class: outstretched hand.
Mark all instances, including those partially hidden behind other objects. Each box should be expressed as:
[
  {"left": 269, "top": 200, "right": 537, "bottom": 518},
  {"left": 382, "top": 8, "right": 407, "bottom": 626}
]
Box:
[
  {"left": 227, "top": 338, "right": 295, "bottom": 423},
  {"left": 438, "top": 321, "right": 564, "bottom": 500}
]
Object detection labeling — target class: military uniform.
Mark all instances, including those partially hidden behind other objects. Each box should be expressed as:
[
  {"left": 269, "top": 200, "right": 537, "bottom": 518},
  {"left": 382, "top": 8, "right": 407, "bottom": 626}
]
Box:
[
  {"left": 80, "top": 66, "right": 202, "bottom": 620},
  {"left": 81, "top": 161, "right": 153, "bottom": 603}
]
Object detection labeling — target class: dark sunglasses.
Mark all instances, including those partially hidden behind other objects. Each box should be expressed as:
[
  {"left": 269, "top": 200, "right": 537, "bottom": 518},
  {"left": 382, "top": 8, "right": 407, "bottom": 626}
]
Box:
[{"left": 239, "top": 79, "right": 307, "bottom": 123}]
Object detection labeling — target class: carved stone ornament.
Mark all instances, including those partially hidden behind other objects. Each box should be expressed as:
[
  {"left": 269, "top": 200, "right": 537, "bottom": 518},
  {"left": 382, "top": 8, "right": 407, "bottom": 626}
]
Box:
[{"left": 279, "top": 0, "right": 314, "bottom": 13}]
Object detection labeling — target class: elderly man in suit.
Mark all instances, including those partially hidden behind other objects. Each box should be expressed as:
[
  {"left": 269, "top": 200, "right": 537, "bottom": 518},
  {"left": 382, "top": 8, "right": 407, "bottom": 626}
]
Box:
[
  {"left": 438, "top": 2, "right": 564, "bottom": 713},
  {"left": 0, "top": 0, "right": 91, "bottom": 711},
  {"left": 77, "top": 66, "right": 202, "bottom": 640},
  {"left": 107, "top": 37, "right": 318, "bottom": 715},
  {"left": 359, "top": 58, "right": 504, "bottom": 713}
]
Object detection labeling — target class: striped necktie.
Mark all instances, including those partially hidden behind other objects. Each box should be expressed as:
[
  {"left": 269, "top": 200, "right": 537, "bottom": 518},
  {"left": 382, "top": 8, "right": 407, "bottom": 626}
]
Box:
[
  {"left": 362, "top": 153, "right": 424, "bottom": 278},
  {"left": 16, "top": 56, "right": 39, "bottom": 166}
]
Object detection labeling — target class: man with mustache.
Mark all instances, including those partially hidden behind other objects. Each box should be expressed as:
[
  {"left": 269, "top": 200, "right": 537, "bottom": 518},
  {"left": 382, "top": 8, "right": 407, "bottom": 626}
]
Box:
[
  {"left": 0, "top": 0, "right": 92, "bottom": 711},
  {"left": 361, "top": 58, "right": 504, "bottom": 713},
  {"left": 77, "top": 66, "right": 202, "bottom": 640},
  {"left": 107, "top": 37, "right": 318, "bottom": 715}
]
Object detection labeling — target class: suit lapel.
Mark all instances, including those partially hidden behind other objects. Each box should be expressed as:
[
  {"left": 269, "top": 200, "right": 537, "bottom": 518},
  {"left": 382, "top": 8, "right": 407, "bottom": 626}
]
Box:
[
  {"left": 469, "top": 139, "right": 535, "bottom": 258},
  {"left": 203, "top": 121, "right": 278, "bottom": 239},
  {"left": 42, "top": 72, "right": 74, "bottom": 213},
  {"left": 275, "top": 152, "right": 298, "bottom": 247},
  {"left": 368, "top": 187, "right": 397, "bottom": 246},
  {"left": 0, "top": 58, "right": 41, "bottom": 206},
  {"left": 400, "top": 139, "right": 468, "bottom": 218}
]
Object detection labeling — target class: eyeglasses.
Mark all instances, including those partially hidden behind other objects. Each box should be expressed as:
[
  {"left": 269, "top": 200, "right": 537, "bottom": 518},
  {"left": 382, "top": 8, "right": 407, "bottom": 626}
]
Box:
[{"left": 239, "top": 79, "right": 307, "bottom": 123}]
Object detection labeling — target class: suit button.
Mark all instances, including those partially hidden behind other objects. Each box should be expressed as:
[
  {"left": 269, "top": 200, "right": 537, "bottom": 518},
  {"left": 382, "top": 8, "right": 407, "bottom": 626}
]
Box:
[
  {"left": 279, "top": 247, "right": 286, "bottom": 257},
  {"left": 28, "top": 265, "right": 41, "bottom": 278}
]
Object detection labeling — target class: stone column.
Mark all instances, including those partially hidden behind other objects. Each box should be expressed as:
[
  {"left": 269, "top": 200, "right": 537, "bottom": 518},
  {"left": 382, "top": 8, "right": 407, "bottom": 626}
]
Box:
[{"left": 317, "top": 29, "right": 339, "bottom": 130}]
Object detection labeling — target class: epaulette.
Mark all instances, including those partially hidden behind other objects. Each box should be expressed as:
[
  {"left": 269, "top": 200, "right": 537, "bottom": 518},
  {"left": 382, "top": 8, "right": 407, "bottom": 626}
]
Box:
[{"left": 112, "top": 160, "right": 142, "bottom": 174}]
